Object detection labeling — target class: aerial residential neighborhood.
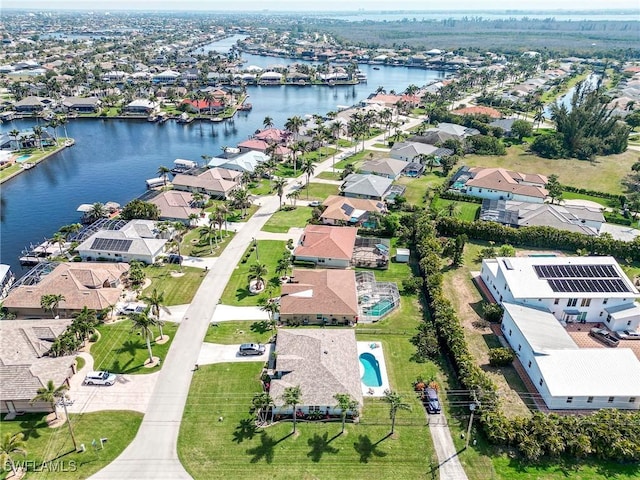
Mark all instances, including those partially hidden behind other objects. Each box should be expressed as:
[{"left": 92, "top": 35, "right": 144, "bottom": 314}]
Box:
[{"left": 0, "top": 5, "right": 639, "bottom": 480}]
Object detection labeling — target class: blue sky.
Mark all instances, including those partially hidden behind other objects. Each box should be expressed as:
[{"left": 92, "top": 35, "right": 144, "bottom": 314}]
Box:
[{"left": 2, "top": 1, "right": 638, "bottom": 11}]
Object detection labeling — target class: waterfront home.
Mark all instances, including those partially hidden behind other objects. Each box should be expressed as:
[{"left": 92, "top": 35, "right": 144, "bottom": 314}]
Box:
[
  {"left": 359, "top": 158, "right": 407, "bottom": 180},
  {"left": 152, "top": 69, "right": 181, "bottom": 84},
  {"left": 237, "top": 138, "right": 291, "bottom": 157},
  {"left": 340, "top": 173, "right": 394, "bottom": 201},
  {"left": 451, "top": 166, "right": 548, "bottom": 204},
  {"left": 258, "top": 71, "right": 283, "bottom": 85},
  {"left": 480, "top": 199, "right": 604, "bottom": 235},
  {"left": 0, "top": 319, "right": 77, "bottom": 417},
  {"left": 500, "top": 302, "right": 640, "bottom": 410},
  {"left": 319, "top": 195, "right": 385, "bottom": 227},
  {"left": 147, "top": 190, "right": 201, "bottom": 224},
  {"left": 123, "top": 99, "right": 158, "bottom": 114},
  {"left": 61, "top": 96, "right": 101, "bottom": 113},
  {"left": 293, "top": 225, "right": 357, "bottom": 268},
  {"left": 13, "top": 96, "right": 49, "bottom": 113},
  {"left": 3, "top": 262, "right": 129, "bottom": 318},
  {"left": 207, "top": 151, "right": 269, "bottom": 174},
  {"left": 0, "top": 129, "right": 55, "bottom": 150},
  {"left": 172, "top": 167, "right": 241, "bottom": 199},
  {"left": 180, "top": 98, "right": 224, "bottom": 114},
  {"left": 254, "top": 128, "right": 291, "bottom": 144},
  {"left": 269, "top": 329, "right": 363, "bottom": 417},
  {"left": 280, "top": 269, "right": 359, "bottom": 326},
  {"left": 451, "top": 105, "right": 502, "bottom": 119},
  {"left": 76, "top": 220, "right": 168, "bottom": 264},
  {"left": 0, "top": 264, "right": 15, "bottom": 300}
]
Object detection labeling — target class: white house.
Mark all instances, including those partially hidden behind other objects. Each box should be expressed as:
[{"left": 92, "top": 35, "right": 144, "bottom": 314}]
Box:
[
  {"left": 481, "top": 256, "right": 640, "bottom": 331},
  {"left": 501, "top": 302, "right": 640, "bottom": 410},
  {"left": 454, "top": 167, "right": 548, "bottom": 204}
]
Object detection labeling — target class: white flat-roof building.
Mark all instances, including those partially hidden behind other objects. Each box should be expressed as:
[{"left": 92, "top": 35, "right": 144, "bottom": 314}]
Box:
[
  {"left": 481, "top": 256, "right": 640, "bottom": 331},
  {"left": 501, "top": 302, "right": 640, "bottom": 410}
]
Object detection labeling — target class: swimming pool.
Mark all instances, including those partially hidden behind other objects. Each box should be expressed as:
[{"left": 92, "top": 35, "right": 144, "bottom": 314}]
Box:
[
  {"left": 369, "top": 299, "right": 394, "bottom": 317},
  {"left": 359, "top": 352, "right": 383, "bottom": 387},
  {"left": 15, "top": 154, "right": 31, "bottom": 163}
]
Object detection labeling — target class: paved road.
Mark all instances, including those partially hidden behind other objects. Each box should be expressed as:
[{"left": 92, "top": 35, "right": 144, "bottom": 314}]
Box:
[
  {"left": 90, "top": 194, "right": 280, "bottom": 480},
  {"left": 428, "top": 414, "right": 469, "bottom": 480}
]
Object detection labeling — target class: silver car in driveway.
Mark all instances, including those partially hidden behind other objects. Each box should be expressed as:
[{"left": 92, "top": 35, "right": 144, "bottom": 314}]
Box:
[
  {"left": 238, "top": 343, "right": 266, "bottom": 356},
  {"left": 614, "top": 329, "right": 640, "bottom": 340}
]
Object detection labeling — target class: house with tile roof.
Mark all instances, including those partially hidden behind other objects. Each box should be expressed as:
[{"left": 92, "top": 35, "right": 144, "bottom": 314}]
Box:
[
  {"left": 340, "top": 174, "right": 394, "bottom": 201},
  {"left": 0, "top": 319, "right": 77, "bottom": 416},
  {"left": 293, "top": 225, "right": 357, "bottom": 268},
  {"left": 280, "top": 269, "right": 358, "bottom": 325},
  {"left": 453, "top": 166, "right": 548, "bottom": 203},
  {"left": 390, "top": 141, "right": 453, "bottom": 163},
  {"left": 320, "top": 195, "right": 385, "bottom": 226},
  {"left": 147, "top": 190, "right": 201, "bottom": 224},
  {"left": 3, "top": 262, "right": 129, "bottom": 318},
  {"left": 360, "top": 157, "right": 408, "bottom": 179},
  {"left": 172, "top": 167, "right": 241, "bottom": 198},
  {"left": 269, "top": 329, "right": 363, "bottom": 416},
  {"left": 452, "top": 106, "right": 502, "bottom": 118},
  {"left": 77, "top": 220, "right": 168, "bottom": 264},
  {"left": 207, "top": 151, "right": 269, "bottom": 174}
]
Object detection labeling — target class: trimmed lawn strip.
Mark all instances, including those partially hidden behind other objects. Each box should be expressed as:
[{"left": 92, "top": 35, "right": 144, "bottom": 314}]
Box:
[
  {"left": 261, "top": 207, "right": 313, "bottom": 233},
  {"left": 431, "top": 198, "right": 480, "bottom": 222},
  {"left": 181, "top": 227, "right": 235, "bottom": 257},
  {"left": 203, "top": 320, "right": 275, "bottom": 344},
  {"left": 91, "top": 321, "right": 178, "bottom": 374},
  {"left": 334, "top": 149, "right": 387, "bottom": 169},
  {"left": 463, "top": 146, "right": 636, "bottom": 195},
  {"left": 303, "top": 182, "right": 340, "bottom": 201},
  {"left": 248, "top": 179, "right": 272, "bottom": 196},
  {"left": 561, "top": 191, "right": 615, "bottom": 208},
  {"left": 0, "top": 411, "right": 142, "bottom": 480},
  {"left": 315, "top": 171, "right": 342, "bottom": 181},
  {"left": 395, "top": 174, "right": 446, "bottom": 206},
  {"left": 143, "top": 264, "right": 204, "bottom": 305},
  {"left": 220, "top": 240, "right": 287, "bottom": 306}
]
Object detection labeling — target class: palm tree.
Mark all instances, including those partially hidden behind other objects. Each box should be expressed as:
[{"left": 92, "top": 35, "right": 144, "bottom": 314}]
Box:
[
  {"left": 157, "top": 165, "right": 171, "bottom": 187},
  {"left": 130, "top": 307, "right": 158, "bottom": 363},
  {"left": 329, "top": 120, "right": 343, "bottom": 172},
  {"left": 286, "top": 189, "right": 301, "bottom": 206},
  {"left": 51, "top": 231, "right": 66, "bottom": 255},
  {"left": 260, "top": 301, "right": 279, "bottom": 330},
  {"left": 210, "top": 204, "right": 226, "bottom": 237},
  {"left": 140, "top": 288, "right": 169, "bottom": 340},
  {"left": 334, "top": 393, "right": 359, "bottom": 435},
  {"left": 281, "top": 385, "right": 302, "bottom": 433},
  {"left": 58, "top": 223, "right": 82, "bottom": 240},
  {"left": 0, "top": 432, "right": 27, "bottom": 478},
  {"left": 87, "top": 202, "right": 107, "bottom": 223},
  {"left": 301, "top": 158, "right": 315, "bottom": 199},
  {"left": 200, "top": 222, "right": 218, "bottom": 252},
  {"left": 252, "top": 392, "right": 274, "bottom": 424},
  {"left": 248, "top": 263, "right": 268, "bottom": 291},
  {"left": 285, "top": 115, "right": 304, "bottom": 142},
  {"left": 263, "top": 116, "right": 274, "bottom": 129},
  {"left": 31, "top": 380, "right": 66, "bottom": 420},
  {"left": 172, "top": 222, "right": 188, "bottom": 273},
  {"left": 9, "top": 129, "right": 21, "bottom": 151},
  {"left": 40, "top": 294, "right": 65, "bottom": 318},
  {"left": 231, "top": 188, "right": 251, "bottom": 218},
  {"left": 383, "top": 389, "right": 411, "bottom": 435},
  {"left": 32, "top": 125, "right": 44, "bottom": 151},
  {"left": 70, "top": 306, "right": 98, "bottom": 344},
  {"left": 272, "top": 176, "right": 287, "bottom": 208}
]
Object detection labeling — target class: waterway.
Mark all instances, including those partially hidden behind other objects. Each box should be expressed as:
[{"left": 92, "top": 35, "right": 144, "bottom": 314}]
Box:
[{"left": 0, "top": 54, "right": 445, "bottom": 276}]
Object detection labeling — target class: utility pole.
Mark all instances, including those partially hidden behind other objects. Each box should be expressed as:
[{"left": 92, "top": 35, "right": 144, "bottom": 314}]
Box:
[{"left": 465, "top": 391, "right": 479, "bottom": 450}]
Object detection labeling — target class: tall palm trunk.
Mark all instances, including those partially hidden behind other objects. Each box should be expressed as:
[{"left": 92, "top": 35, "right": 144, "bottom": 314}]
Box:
[{"left": 146, "top": 335, "right": 154, "bottom": 362}]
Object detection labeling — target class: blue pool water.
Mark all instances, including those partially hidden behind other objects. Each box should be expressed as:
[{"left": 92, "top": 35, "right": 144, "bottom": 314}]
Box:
[
  {"left": 359, "top": 352, "right": 382, "bottom": 387},
  {"left": 370, "top": 299, "right": 394, "bottom": 317},
  {"left": 15, "top": 154, "right": 31, "bottom": 163}
]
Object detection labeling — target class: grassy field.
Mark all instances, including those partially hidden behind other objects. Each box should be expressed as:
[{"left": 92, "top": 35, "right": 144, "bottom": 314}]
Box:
[
  {"left": 248, "top": 179, "right": 272, "bottom": 196},
  {"left": 181, "top": 227, "right": 235, "bottom": 257},
  {"left": 204, "top": 202, "right": 259, "bottom": 223},
  {"left": 431, "top": 198, "right": 480, "bottom": 222},
  {"left": 91, "top": 321, "right": 178, "bottom": 374},
  {"left": 316, "top": 171, "right": 342, "bottom": 181},
  {"left": 303, "top": 182, "right": 340, "bottom": 201},
  {"left": 334, "top": 149, "right": 388, "bottom": 170},
  {"left": 143, "top": 264, "right": 204, "bottom": 305},
  {"left": 463, "top": 146, "right": 636, "bottom": 195},
  {"left": 395, "top": 173, "right": 446, "bottom": 207},
  {"left": 203, "top": 320, "right": 275, "bottom": 344},
  {"left": 0, "top": 411, "right": 142, "bottom": 480},
  {"left": 220, "top": 240, "right": 287, "bottom": 306},
  {"left": 262, "top": 207, "right": 313, "bottom": 233}
]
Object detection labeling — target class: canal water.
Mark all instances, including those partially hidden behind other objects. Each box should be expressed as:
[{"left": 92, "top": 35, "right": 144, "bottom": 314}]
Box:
[{"left": 0, "top": 50, "right": 445, "bottom": 277}]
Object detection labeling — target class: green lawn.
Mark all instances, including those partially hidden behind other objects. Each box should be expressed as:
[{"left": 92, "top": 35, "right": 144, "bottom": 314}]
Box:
[
  {"left": 181, "top": 227, "right": 235, "bottom": 257},
  {"left": 431, "top": 198, "right": 480, "bottom": 222},
  {"left": 561, "top": 191, "right": 615, "bottom": 208},
  {"left": 220, "top": 240, "right": 287, "bottom": 306},
  {"left": 395, "top": 173, "right": 447, "bottom": 207},
  {"left": 248, "top": 179, "right": 273, "bottom": 196},
  {"left": 463, "top": 145, "right": 637, "bottom": 195},
  {"left": 203, "top": 320, "right": 275, "bottom": 344},
  {"left": 316, "top": 171, "right": 342, "bottom": 181},
  {"left": 0, "top": 411, "right": 142, "bottom": 480},
  {"left": 178, "top": 361, "right": 437, "bottom": 480},
  {"left": 334, "top": 149, "right": 389, "bottom": 170},
  {"left": 143, "top": 264, "right": 204, "bottom": 305},
  {"left": 91, "top": 321, "right": 178, "bottom": 374},
  {"left": 303, "top": 183, "right": 340, "bottom": 201},
  {"left": 262, "top": 207, "right": 313, "bottom": 233}
]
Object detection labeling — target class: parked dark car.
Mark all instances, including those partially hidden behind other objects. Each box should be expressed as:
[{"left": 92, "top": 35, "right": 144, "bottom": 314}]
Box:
[
  {"left": 589, "top": 327, "right": 620, "bottom": 347},
  {"left": 167, "top": 254, "right": 183, "bottom": 264},
  {"left": 424, "top": 387, "right": 441, "bottom": 414}
]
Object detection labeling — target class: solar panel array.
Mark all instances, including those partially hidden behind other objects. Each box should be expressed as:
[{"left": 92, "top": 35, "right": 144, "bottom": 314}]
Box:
[
  {"left": 533, "top": 264, "right": 632, "bottom": 293},
  {"left": 90, "top": 238, "right": 133, "bottom": 252}
]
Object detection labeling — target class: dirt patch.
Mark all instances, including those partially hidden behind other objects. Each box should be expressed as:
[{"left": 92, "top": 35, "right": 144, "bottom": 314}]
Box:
[{"left": 170, "top": 271, "right": 185, "bottom": 278}]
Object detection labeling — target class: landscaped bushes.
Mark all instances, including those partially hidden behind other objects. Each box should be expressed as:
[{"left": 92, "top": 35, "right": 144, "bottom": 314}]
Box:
[
  {"left": 435, "top": 217, "right": 640, "bottom": 262},
  {"left": 561, "top": 185, "right": 625, "bottom": 204},
  {"left": 488, "top": 347, "right": 514, "bottom": 366},
  {"left": 412, "top": 211, "right": 640, "bottom": 463},
  {"left": 438, "top": 190, "right": 484, "bottom": 204}
]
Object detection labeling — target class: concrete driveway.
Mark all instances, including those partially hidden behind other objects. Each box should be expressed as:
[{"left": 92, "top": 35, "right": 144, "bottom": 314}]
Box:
[
  {"left": 66, "top": 353, "right": 159, "bottom": 414},
  {"left": 211, "top": 305, "right": 269, "bottom": 323},
  {"left": 197, "top": 343, "right": 271, "bottom": 365}
]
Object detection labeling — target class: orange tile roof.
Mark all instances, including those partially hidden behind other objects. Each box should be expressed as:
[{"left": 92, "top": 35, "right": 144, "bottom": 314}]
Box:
[
  {"left": 281, "top": 269, "right": 358, "bottom": 316},
  {"left": 452, "top": 106, "right": 502, "bottom": 118},
  {"left": 294, "top": 225, "right": 357, "bottom": 261}
]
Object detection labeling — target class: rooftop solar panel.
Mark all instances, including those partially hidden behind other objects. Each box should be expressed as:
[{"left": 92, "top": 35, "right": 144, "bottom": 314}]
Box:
[{"left": 90, "top": 237, "right": 133, "bottom": 252}]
